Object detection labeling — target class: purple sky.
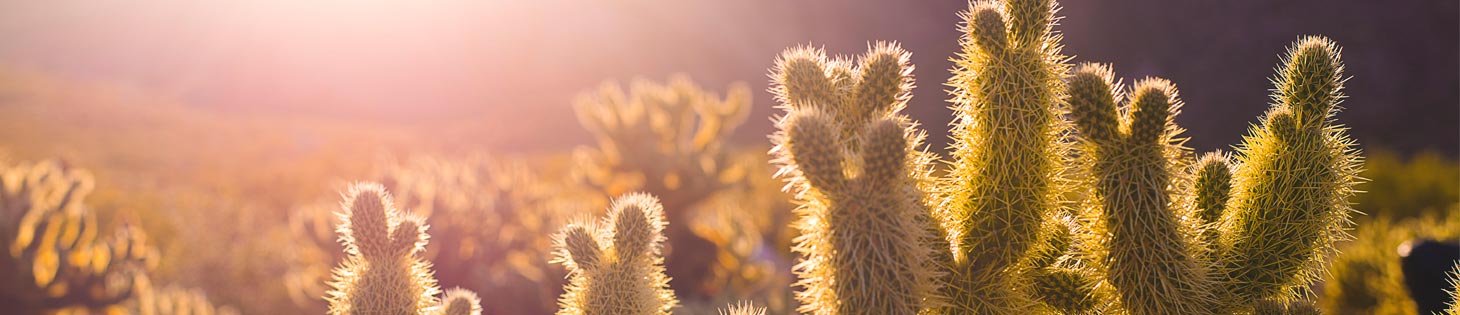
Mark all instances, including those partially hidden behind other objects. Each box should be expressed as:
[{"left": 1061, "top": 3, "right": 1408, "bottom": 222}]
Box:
[{"left": 1, "top": 0, "right": 1454, "bottom": 156}]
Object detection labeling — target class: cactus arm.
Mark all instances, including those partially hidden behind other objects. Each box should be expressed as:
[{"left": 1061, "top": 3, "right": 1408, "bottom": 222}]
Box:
[{"left": 1217, "top": 36, "right": 1361, "bottom": 306}]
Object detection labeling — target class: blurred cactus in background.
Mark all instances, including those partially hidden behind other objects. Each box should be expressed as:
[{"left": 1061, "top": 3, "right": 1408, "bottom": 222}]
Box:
[
  {"left": 324, "top": 182, "right": 482, "bottom": 315},
  {"left": 553, "top": 193, "right": 677, "bottom": 315},
  {"left": 572, "top": 76, "right": 757, "bottom": 299},
  {"left": 127, "top": 277, "right": 240, "bottom": 315},
  {"left": 769, "top": 42, "right": 943, "bottom": 315},
  {"left": 0, "top": 159, "right": 156, "bottom": 314},
  {"left": 1323, "top": 211, "right": 1460, "bottom": 315}
]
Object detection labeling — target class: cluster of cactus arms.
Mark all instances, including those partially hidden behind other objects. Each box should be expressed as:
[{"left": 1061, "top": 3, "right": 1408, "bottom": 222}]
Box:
[
  {"left": 324, "top": 182, "right": 482, "bottom": 315},
  {"left": 551, "top": 192, "right": 765, "bottom": 315},
  {"left": 769, "top": 42, "right": 943, "bottom": 315},
  {"left": 0, "top": 160, "right": 156, "bottom": 314},
  {"left": 768, "top": 0, "right": 1361, "bottom": 314}
]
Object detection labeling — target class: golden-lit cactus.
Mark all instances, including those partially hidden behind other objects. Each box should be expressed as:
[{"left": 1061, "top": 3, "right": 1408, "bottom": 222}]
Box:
[
  {"left": 935, "top": 0, "right": 1073, "bottom": 312},
  {"left": 326, "top": 182, "right": 483, "bottom": 315},
  {"left": 1066, "top": 63, "right": 1216, "bottom": 315},
  {"left": 0, "top": 160, "right": 155, "bottom": 314},
  {"left": 553, "top": 193, "right": 677, "bottom": 315},
  {"left": 769, "top": 42, "right": 943, "bottom": 315},
  {"left": 1216, "top": 36, "right": 1361, "bottom": 306}
]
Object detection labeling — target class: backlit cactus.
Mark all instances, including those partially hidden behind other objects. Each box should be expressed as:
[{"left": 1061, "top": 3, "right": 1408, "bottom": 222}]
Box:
[
  {"left": 0, "top": 160, "right": 155, "bottom": 314},
  {"left": 767, "top": 0, "right": 1362, "bottom": 314},
  {"left": 1067, "top": 64, "right": 1216, "bottom": 315},
  {"left": 769, "top": 42, "right": 943, "bottom": 315},
  {"left": 325, "top": 182, "right": 482, "bottom": 315},
  {"left": 1216, "top": 36, "right": 1361, "bottom": 307},
  {"left": 553, "top": 193, "right": 677, "bottom": 315},
  {"left": 934, "top": 0, "right": 1074, "bottom": 313},
  {"left": 1062, "top": 37, "right": 1359, "bottom": 313}
]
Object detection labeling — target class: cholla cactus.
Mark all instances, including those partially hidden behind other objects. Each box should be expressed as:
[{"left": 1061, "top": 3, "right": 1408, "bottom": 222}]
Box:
[
  {"left": 935, "top": 0, "right": 1073, "bottom": 312},
  {"left": 0, "top": 160, "right": 155, "bottom": 314},
  {"left": 1215, "top": 36, "right": 1361, "bottom": 307},
  {"left": 1064, "top": 37, "right": 1359, "bottom": 313},
  {"left": 1067, "top": 64, "right": 1216, "bottom": 315},
  {"left": 553, "top": 193, "right": 677, "bottom": 315},
  {"left": 769, "top": 42, "right": 943, "bottom": 315},
  {"left": 766, "top": 0, "right": 1362, "bottom": 314},
  {"left": 325, "top": 182, "right": 482, "bottom": 315}
]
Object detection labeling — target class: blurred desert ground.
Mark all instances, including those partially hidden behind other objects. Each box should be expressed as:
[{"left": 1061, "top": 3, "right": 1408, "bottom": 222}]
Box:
[{"left": 0, "top": 0, "right": 1455, "bottom": 314}]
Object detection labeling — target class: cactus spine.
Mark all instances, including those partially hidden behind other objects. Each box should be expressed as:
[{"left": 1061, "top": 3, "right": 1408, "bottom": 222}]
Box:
[
  {"left": 937, "top": 0, "right": 1072, "bottom": 312},
  {"left": 326, "top": 182, "right": 482, "bottom": 315},
  {"left": 1447, "top": 262, "right": 1460, "bottom": 315},
  {"left": 769, "top": 42, "right": 943, "bottom": 315},
  {"left": 553, "top": 193, "right": 677, "bottom": 315},
  {"left": 1067, "top": 64, "right": 1216, "bottom": 315}
]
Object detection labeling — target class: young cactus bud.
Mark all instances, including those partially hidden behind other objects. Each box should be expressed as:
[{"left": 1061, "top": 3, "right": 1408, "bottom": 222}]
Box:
[
  {"left": 327, "top": 182, "right": 441, "bottom": 315},
  {"left": 1218, "top": 36, "right": 1360, "bottom": 306},
  {"left": 771, "top": 42, "right": 942, "bottom": 315},
  {"left": 719, "top": 302, "right": 766, "bottom": 315},
  {"left": 1193, "top": 153, "right": 1234, "bottom": 225},
  {"left": 436, "top": 288, "right": 482, "bottom": 315},
  {"left": 553, "top": 193, "right": 676, "bottom": 315}
]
